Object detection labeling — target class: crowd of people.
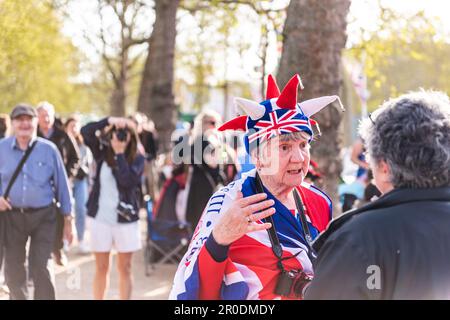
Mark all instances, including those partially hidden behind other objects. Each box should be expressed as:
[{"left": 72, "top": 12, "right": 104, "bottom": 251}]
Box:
[
  {"left": 0, "top": 103, "right": 160, "bottom": 300},
  {"left": 0, "top": 73, "right": 449, "bottom": 300},
  {"left": 0, "top": 98, "right": 246, "bottom": 300}
]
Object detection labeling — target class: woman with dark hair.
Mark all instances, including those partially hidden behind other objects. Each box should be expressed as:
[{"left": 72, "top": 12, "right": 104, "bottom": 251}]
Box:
[
  {"left": 81, "top": 117, "right": 145, "bottom": 300},
  {"left": 64, "top": 115, "right": 93, "bottom": 254}
]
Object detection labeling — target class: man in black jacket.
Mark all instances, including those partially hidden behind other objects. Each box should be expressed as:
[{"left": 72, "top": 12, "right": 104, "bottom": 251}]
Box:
[
  {"left": 305, "top": 90, "right": 450, "bottom": 300},
  {"left": 37, "top": 102, "right": 80, "bottom": 266}
]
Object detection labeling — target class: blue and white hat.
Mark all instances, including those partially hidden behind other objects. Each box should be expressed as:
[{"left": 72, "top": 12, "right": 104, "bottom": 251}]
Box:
[{"left": 218, "top": 74, "right": 344, "bottom": 153}]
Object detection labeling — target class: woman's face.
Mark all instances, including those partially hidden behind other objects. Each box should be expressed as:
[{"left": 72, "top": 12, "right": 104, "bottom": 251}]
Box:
[
  {"left": 66, "top": 119, "right": 80, "bottom": 137},
  {"left": 202, "top": 117, "right": 217, "bottom": 132},
  {"left": 257, "top": 134, "right": 311, "bottom": 188}
]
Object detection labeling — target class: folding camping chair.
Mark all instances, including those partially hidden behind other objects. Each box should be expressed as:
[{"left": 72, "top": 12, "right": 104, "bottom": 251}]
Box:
[{"left": 144, "top": 181, "right": 192, "bottom": 276}]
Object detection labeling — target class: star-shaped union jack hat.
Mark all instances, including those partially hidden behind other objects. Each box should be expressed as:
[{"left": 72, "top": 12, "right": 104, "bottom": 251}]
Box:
[{"left": 218, "top": 74, "right": 344, "bottom": 153}]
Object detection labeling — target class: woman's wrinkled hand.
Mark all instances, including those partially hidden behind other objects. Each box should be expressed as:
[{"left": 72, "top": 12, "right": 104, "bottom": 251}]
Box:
[{"left": 212, "top": 192, "right": 275, "bottom": 246}]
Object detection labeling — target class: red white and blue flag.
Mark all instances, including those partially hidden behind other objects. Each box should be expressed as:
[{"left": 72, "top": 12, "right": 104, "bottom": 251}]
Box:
[
  {"left": 169, "top": 169, "right": 332, "bottom": 300},
  {"left": 218, "top": 74, "right": 343, "bottom": 153},
  {"left": 248, "top": 109, "right": 310, "bottom": 144}
]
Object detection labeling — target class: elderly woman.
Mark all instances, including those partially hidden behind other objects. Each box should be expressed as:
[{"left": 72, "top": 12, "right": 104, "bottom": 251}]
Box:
[
  {"left": 170, "top": 74, "right": 342, "bottom": 300},
  {"left": 306, "top": 90, "right": 450, "bottom": 300}
]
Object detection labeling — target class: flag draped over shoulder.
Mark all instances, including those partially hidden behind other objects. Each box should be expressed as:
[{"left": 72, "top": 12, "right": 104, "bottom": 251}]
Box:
[{"left": 169, "top": 169, "right": 332, "bottom": 300}]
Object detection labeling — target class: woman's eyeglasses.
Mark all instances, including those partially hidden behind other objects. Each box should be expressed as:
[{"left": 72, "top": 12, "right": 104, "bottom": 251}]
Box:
[{"left": 204, "top": 120, "right": 216, "bottom": 126}]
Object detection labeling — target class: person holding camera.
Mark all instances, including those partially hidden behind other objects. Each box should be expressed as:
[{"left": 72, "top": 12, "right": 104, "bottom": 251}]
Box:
[
  {"left": 170, "top": 74, "right": 340, "bottom": 300},
  {"left": 81, "top": 117, "right": 145, "bottom": 300},
  {"left": 65, "top": 115, "right": 93, "bottom": 254}
]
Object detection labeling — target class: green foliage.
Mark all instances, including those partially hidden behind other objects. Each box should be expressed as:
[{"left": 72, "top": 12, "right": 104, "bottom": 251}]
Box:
[
  {"left": 177, "top": 0, "right": 279, "bottom": 112},
  {"left": 176, "top": 2, "right": 244, "bottom": 110},
  {"left": 0, "top": 0, "right": 92, "bottom": 115},
  {"left": 347, "top": 8, "right": 450, "bottom": 111}
]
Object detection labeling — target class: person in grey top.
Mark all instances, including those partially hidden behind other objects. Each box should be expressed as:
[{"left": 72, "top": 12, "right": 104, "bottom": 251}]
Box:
[{"left": 0, "top": 103, "right": 73, "bottom": 300}]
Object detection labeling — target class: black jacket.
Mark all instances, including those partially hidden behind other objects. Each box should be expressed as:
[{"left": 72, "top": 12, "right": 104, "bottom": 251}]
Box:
[
  {"left": 139, "top": 129, "right": 158, "bottom": 161},
  {"left": 81, "top": 118, "right": 145, "bottom": 223},
  {"left": 38, "top": 125, "right": 80, "bottom": 178},
  {"left": 305, "top": 187, "right": 450, "bottom": 300},
  {"left": 186, "top": 136, "right": 225, "bottom": 228}
]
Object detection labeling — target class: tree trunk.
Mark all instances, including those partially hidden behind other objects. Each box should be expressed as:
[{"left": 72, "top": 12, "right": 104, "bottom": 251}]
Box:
[
  {"left": 278, "top": 0, "right": 350, "bottom": 216},
  {"left": 110, "top": 83, "right": 126, "bottom": 116},
  {"left": 110, "top": 56, "right": 128, "bottom": 116},
  {"left": 137, "top": 0, "right": 179, "bottom": 153},
  {"left": 260, "top": 22, "right": 269, "bottom": 99}
]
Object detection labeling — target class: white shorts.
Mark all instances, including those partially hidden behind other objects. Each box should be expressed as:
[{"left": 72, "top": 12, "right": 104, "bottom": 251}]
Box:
[{"left": 88, "top": 217, "right": 142, "bottom": 253}]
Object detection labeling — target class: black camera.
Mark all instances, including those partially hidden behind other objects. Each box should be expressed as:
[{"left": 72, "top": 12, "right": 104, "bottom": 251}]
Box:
[
  {"left": 96, "top": 126, "right": 129, "bottom": 149},
  {"left": 275, "top": 269, "right": 313, "bottom": 299},
  {"left": 116, "top": 201, "right": 137, "bottom": 221},
  {"left": 114, "top": 127, "right": 128, "bottom": 142}
]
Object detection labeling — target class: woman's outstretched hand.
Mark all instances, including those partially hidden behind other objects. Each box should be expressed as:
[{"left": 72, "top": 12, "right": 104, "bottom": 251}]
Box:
[{"left": 212, "top": 191, "right": 275, "bottom": 246}]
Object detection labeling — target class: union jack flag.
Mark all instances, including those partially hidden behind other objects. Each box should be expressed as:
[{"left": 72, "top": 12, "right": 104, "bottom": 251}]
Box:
[
  {"left": 248, "top": 110, "right": 310, "bottom": 144},
  {"left": 169, "top": 169, "right": 332, "bottom": 300}
]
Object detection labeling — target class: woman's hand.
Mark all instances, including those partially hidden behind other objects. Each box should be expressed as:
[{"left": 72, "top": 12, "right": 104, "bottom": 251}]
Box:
[
  {"left": 110, "top": 131, "right": 129, "bottom": 154},
  {"left": 108, "top": 117, "right": 136, "bottom": 130},
  {"left": 212, "top": 192, "right": 275, "bottom": 246}
]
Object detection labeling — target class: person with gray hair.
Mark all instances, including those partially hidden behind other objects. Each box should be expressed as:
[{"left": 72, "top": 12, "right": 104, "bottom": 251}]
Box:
[
  {"left": 0, "top": 103, "right": 73, "bottom": 299},
  {"left": 305, "top": 90, "right": 450, "bottom": 300},
  {"left": 36, "top": 101, "right": 80, "bottom": 266}
]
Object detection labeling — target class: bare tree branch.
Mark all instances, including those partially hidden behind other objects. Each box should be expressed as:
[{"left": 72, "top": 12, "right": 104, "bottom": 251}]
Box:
[
  {"left": 127, "top": 51, "right": 145, "bottom": 71},
  {"left": 97, "top": 1, "right": 120, "bottom": 86},
  {"left": 124, "top": 36, "right": 152, "bottom": 49}
]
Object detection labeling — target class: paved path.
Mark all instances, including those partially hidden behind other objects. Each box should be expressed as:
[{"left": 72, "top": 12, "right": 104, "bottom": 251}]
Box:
[{"left": 52, "top": 247, "right": 177, "bottom": 300}]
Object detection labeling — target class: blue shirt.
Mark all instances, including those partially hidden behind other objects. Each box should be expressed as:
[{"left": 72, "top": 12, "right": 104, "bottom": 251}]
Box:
[{"left": 0, "top": 136, "right": 72, "bottom": 215}]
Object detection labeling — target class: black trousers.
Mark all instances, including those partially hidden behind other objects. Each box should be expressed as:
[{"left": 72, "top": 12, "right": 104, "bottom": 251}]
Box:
[
  {"left": 53, "top": 210, "right": 65, "bottom": 253},
  {"left": 4, "top": 206, "right": 56, "bottom": 300},
  {"left": 0, "top": 214, "right": 4, "bottom": 271}
]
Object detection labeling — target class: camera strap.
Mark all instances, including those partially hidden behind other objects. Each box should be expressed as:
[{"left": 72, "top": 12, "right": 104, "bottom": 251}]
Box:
[
  {"left": 254, "top": 173, "right": 285, "bottom": 272},
  {"left": 255, "top": 172, "right": 304, "bottom": 273},
  {"left": 254, "top": 172, "right": 317, "bottom": 271},
  {"left": 292, "top": 188, "right": 317, "bottom": 262}
]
